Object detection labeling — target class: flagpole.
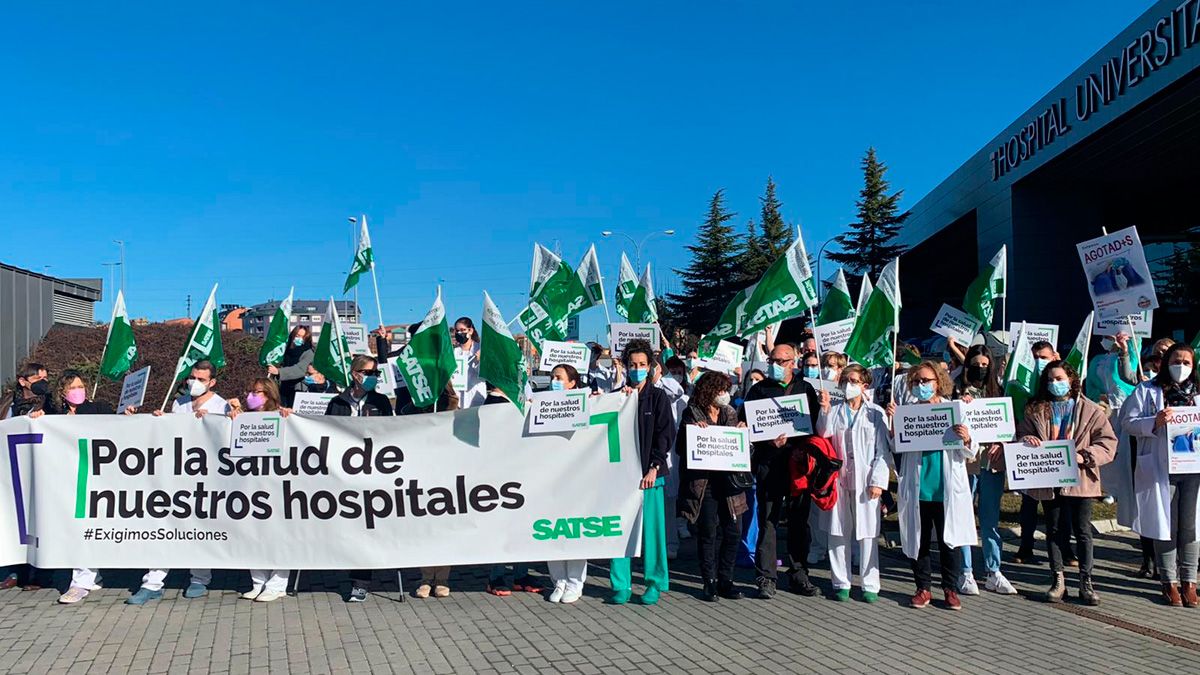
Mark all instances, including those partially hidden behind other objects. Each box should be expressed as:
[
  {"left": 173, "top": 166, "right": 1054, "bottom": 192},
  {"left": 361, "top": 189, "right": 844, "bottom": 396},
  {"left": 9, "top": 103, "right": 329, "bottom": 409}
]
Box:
[{"left": 159, "top": 358, "right": 182, "bottom": 413}]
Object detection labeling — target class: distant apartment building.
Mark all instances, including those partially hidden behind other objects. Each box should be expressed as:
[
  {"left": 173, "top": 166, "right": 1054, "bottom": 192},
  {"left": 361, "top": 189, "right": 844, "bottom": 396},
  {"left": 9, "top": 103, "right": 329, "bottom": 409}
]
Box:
[{"left": 242, "top": 299, "right": 360, "bottom": 338}]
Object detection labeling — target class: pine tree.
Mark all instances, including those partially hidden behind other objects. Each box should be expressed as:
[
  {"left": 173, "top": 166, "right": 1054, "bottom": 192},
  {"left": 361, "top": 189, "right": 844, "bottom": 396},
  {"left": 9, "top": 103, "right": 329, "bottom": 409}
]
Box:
[
  {"left": 740, "top": 177, "right": 796, "bottom": 283},
  {"left": 667, "top": 190, "right": 742, "bottom": 335},
  {"left": 827, "top": 148, "right": 909, "bottom": 279}
]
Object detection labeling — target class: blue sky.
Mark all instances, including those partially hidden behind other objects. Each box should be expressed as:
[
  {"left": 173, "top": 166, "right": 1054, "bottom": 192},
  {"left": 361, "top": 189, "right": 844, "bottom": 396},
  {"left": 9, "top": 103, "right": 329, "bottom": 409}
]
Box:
[{"left": 0, "top": 1, "right": 1150, "bottom": 342}]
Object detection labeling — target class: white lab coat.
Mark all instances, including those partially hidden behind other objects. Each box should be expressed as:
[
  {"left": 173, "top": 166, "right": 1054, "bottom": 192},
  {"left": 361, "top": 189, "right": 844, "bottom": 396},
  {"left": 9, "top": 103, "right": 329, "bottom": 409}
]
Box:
[
  {"left": 1128, "top": 381, "right": 1200, "bottom": 541},
  {"left": 895, "top": 401, "right": 979, "bottom": 560},
  {"left": 1102, "top": 394, "right": 1140, "bottom": 528},
  {"left": 817, "top": 400, "right": 892, "bottom": 540},
  {"left": 654, "top": 377, "right": 687, "bottom": 499}
]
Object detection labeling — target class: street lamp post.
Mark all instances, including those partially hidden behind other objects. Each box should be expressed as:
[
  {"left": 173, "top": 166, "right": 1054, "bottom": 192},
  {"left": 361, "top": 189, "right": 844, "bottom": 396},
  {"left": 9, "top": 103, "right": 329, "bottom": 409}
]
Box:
[
  {"left": 815, "top": 237, "right": 838, "bottom": 303},
  {"left": 112, "top": 240, "right": 126, "bottom": 296},
  {"left": 600, "top": 229, "right": 676, "bottom": 270},
  {"left": 101, "top": 262, "right": 121, "bottom": 303}
]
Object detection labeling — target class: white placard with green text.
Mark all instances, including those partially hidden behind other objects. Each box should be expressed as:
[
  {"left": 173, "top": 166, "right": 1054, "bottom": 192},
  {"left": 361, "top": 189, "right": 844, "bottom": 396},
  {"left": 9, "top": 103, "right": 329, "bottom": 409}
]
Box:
[
  {"left": 960, "top": 397, "right": 1016, "bottom": 443},
  {"left": 686, "top": 425, "right": 751, "bottom": 472},
  {"left": 742, "top": 395, "right": 813, "bottom": 442},
  {"left": 538, "top": 340, "right": 592, "bottom": 373},
  {"left": 609, "top": 323, "right": 659, "bottom": 358},
  {"left": 1004, "top": 440, "right": 1080, "bottom": 489},
  {"left": 528, "top": 389, "right": 590, "bottom": 434},
  {"left": 893, "top": 402, "right": 965, "bottom": 453}
]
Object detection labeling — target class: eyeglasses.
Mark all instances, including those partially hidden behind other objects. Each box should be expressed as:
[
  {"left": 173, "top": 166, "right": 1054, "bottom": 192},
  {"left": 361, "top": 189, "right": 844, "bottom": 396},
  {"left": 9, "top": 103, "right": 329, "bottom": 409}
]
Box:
[
  {"left": 916, "top": 377, "right": 937, "bottom": 384},
  {"left": 767, "top": 357, "right": 794, "bottom": 365},
  {"left": 355, "top": 369, "right": 381, "bottom": 377}
]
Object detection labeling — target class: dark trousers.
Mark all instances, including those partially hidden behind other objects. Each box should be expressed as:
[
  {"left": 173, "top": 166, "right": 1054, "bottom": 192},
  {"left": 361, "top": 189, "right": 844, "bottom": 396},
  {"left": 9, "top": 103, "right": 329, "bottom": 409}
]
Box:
[
  {"left": 911, "top": 500, "right": 958, "bottom": 591},
  {"left": 350, "top": 570, "right": 373, "bottom": 588},
  {"left": 1044, "top": 495, "right": 1094, "bottom": 575},
  {"left": 419, "top": 566, "right": 451, "bottom": 586},
  {"left": 754, "top": 485, "right": 811, "bottom": 581},
  {"left": 1019, "top": 494, "right": 1074, "bottom": 556},
  {"left": 697, "top": 486, "right": 740, "bottom": 583}
]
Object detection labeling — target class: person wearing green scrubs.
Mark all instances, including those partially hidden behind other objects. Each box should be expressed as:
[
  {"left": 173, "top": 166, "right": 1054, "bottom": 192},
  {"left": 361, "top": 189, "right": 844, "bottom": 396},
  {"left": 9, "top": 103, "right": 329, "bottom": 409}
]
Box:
[{"left": 608, "top": 338, "right": 677, "bottom": 605}]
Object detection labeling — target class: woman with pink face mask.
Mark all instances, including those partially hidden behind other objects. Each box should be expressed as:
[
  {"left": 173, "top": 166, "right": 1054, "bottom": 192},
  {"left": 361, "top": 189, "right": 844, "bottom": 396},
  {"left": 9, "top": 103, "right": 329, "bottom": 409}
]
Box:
[
  {"left": 49, "top": 370, "right": 135, "bottom": 603},
  {"left": 229, "top": 378, "right": 293, "bottom": 602}
]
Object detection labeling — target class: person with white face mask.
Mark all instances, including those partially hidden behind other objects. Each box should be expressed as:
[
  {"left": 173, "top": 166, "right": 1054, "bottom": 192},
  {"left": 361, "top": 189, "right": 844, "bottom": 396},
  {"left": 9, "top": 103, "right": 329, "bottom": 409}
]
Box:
[
  {"left": 676, "top": 371, "right": 750, "bottom": 602},
  {"left": 1129, "top": 343, "right": 1200, "bottom": 607},
  {"left": 132, "top": 361, "right": 229, "bottom": 605},
  {"left": 816, "top": 365, "right": 891, "bottom": 602},
  {"left": 886, "top": 361, "right": 977, "bottom": 611}
]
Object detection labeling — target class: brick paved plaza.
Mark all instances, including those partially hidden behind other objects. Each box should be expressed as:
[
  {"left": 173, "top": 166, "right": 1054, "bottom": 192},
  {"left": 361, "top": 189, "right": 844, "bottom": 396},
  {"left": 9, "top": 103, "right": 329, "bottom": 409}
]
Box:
[{"left": 0, "top": 529, "right": 1197, "bottom": 674}]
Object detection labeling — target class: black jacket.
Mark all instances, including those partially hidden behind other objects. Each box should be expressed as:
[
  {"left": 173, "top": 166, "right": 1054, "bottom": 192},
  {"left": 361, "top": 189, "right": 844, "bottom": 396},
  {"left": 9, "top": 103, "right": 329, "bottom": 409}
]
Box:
[
  {"left": 325, "top": 389, "right": 394, "bottom": 417},
  {"left": 738, "top": 375, "right": 819, "bottom": 496},
  {"left": 634, "top": 384, "right": 676, "bottom": 476},
  {"left": 49, "top": 400, "right": 114, "bottom": 415}
]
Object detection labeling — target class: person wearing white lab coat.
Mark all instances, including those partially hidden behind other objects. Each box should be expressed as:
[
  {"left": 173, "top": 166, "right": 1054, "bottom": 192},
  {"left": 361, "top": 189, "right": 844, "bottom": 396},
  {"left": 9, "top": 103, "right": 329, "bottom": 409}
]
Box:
[
  {"left": 451, "top": 317, "right": 487, "bottom": 408},
  {"left": 658, "top": 357, "right": 691, "bottom": 558},
  {"left": 816, "top": 364, "right": 891, "bottom": 603},
  {"left": 1129, "top": 343, "right": 1200, "bottom": 607},
  {"left": 887, "top": 361, "right": 978, "bottom": 611}
]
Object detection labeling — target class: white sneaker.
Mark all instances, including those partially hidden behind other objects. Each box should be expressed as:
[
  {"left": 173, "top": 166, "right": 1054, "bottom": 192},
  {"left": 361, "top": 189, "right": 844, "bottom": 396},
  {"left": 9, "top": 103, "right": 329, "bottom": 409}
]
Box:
[
  {"left": 240, "top": 585, "right": 264, "bottom": 600},
  {"left": 561, "top": 587, "right": 582, "bottom": 604},
  {"left": 87, "top": 576, "right": 104, "bottom": 591},
  {"left": 985, "top": 571, "right": 1018, "bottom": 595},
  {"left": 254, "top": 590, "right": 286, "bottom": 602},
  {"left": 549, "top": 582, "right": 566, "bottom": 603},
  {"left": 958, "top": 571, "right": 980, "bottom": 596}
]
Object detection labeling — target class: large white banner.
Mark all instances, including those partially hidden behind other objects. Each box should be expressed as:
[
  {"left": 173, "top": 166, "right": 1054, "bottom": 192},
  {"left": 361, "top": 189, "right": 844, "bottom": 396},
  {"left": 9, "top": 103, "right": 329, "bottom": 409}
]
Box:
[{"left": 0, "top": 394, "right": 644, "bottom": 569}]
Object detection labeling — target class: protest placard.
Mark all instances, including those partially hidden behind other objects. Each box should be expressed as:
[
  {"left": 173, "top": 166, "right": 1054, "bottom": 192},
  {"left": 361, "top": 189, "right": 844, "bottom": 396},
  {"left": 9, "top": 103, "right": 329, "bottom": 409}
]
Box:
[
  {"left": 230, "top": 411, "right": 286, "bottom": 457},
  {"left": 930, "top": 304, "right": 984, "bottom": 346},
  {"left": 814, "top": 317, "right": 857, "bottom": 355},
  {"left": 1094, "top": 310, "right": 1153, "bottom": 339},
  {"left": 528, "top": 389, "right": 590, "bottom": 434},
  {"left": 742, "top": 395, "right": 813, "bottom": 442},
  {"left": 609, "top": 323, "right": 659, "bottom": 358},
  {"left": 960, "top": 397, "right": 1016, "bottom": 443},
  {"left": 118, "top": 365, "right": 151, "bottom": 412},
  {"left": 292, "top": 392, "right": 337, "bottom": 416},
  {"left": 1076, "top": 226, "right": 1159, "bottom": 320},
  {"left": 451, "top": 354, "right": 470, "bottom": 390},
  {"left": 344, "top": 322, "right": 372, "bottom": 355},
  {"left": 686, "top": 425, "right": 751, "bottom": 472},
  {"left": 1004, "top": 440, "right": 1081, "bottom": 490},
  {"left": 810, "top": 379, "right": 846, "bottom": 403},
  {"left": 893, "top": 402, "right": 964, "bottom": 453},
  {"left": 704, "top": 340, "right": 744, "bottom": 375},
  {"left": 1167, "top": 407, "right": 1200, "bottom": 474},
  {"left": 1008, "top": 322, "right": 1059, "bottom": 351},
  {"left": 538, "top": 340, "right": 591, "bottom": 373}
]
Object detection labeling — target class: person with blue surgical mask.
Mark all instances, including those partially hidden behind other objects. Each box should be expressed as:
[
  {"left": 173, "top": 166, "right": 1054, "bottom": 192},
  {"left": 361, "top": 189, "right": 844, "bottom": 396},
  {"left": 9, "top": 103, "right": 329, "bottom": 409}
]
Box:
[
  {"left": 607, "top": 339, "right": 676, "bottom": 605},
  {"left": 271, "top": 325, "right": 314, "bottom": 407},
  {"left": 801, "top": 351, "right": 821, "bottom": 382},
  {"left": 294, "top": 364, "right": 340, "bottom": 395},
  {"left": 740, "top": 343, "right": 821, "bottom": 599}
]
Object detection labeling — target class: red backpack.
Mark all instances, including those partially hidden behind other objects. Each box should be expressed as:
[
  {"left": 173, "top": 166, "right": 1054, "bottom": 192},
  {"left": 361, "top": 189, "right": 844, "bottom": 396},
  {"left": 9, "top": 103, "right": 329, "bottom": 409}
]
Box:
[{"left": 788, "top": 435, "right": 844, "bottom": 511}]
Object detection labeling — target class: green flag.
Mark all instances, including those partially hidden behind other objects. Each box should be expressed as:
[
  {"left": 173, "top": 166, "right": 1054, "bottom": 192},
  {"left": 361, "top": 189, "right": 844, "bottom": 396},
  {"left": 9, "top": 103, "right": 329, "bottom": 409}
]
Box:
[
  {"left": 397, "top": 288, "right": 456, "bottom": 409},
  {"left": 98, "top": 289, "right": 138, "bottom": 381},
  {"left": 1064, "top": 312, "right": 1094, "bottom": 382},
  {"left": 518, "top": 244, "right": 575, "bottom": 349},
  {"left": 816, "top": 268, "right": 854, "bottom": 326},
  {"left": 844, "top": 259, "right": 900, "bottom": 369},
  {"left": 312, "top": 297, "right": 352, "bottom": 388},
  {"left": 856, "top": 274, "right": 873, "bottom": 316},
  {"left": 576, "top": 245, "right": 604, "bottom": 309},
  {"left": 1191, "top": 329, "right": 1200, "bottom": 350},
  {"left": 480, "top": 291, "right": 528, "bottom": 413},
  {"left": 738, "top": 229, "right": 818, "bottom": 337},
  {"left": 258, "top": 287, "right": 294, "bottom": 367},
  {"left": 697, "top": 284, "right": 754, "bottom": 359},
  {"left": 614, "top": 252, "right": 638, "bottom": 319},
  {"left": 169, "top": 283, "right": 225, "bottom": 385},
  {"left": 963, "top": 245, "right": 1007, "bottom": 329},
  {"left": 1004, "top": 322, "right": 1039, "bottom": 421},
  {"left": 625, "top": 263, "right": 658, "bottom": 324},
  {"left": 343, "top": 216, "right": 374, "bottom": 293}
]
